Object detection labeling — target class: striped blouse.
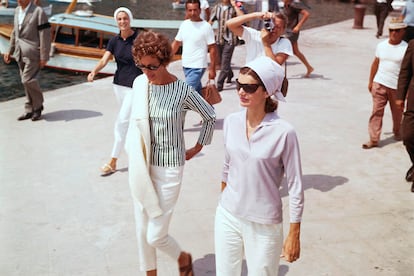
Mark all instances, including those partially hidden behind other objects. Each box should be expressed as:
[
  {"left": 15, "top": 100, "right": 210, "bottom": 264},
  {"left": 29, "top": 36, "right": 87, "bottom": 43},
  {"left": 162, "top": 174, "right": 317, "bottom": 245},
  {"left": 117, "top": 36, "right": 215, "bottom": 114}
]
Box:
[{"left": 149, "top": 79, "right": 216, "bottom": 167}]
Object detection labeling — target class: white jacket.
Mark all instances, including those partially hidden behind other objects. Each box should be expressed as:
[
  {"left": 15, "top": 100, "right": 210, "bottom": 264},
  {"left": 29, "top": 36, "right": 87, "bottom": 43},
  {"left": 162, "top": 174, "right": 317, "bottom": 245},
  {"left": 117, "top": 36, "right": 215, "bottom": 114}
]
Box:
[{"left": 125, "top": 75, "right": 163, "bottom": 218}]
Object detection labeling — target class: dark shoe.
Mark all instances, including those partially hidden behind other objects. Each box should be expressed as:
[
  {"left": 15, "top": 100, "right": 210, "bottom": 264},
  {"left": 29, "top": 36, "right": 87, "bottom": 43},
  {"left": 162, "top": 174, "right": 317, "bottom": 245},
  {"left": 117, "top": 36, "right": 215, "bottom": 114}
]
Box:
[
  {"left": 17, "top": 112, "right": 33, "bottom": 121},
  {"left": 362, "top": 141, "right": 378, "bottom": 149},
  {"left": 406, "top": 166, "right": 414, "bottom": 182},
  {"left": 394, "top": 133, "right": 402, "bottom": 141},
  {"left": 217, "top": 85, "right": 223, "bottom": 92},
  {"left": 411, "top": 182, "right": 414, "bottom": 193},
  {"left": 31, "top": 106, "right": 43, "bottom": 121},
  {"left": 227, "top": 73, "right": 233, "bottom": 83},
  {"left": 31, "top": 110, "right": 42, "bottom": 121}
]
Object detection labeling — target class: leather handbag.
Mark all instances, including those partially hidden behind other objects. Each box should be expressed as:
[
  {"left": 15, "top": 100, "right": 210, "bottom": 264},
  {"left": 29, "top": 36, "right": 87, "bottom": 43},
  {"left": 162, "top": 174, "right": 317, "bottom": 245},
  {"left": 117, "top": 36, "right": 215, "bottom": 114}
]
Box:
[{"left": 202, "top": 79, "right": 222, "bottom": 105}]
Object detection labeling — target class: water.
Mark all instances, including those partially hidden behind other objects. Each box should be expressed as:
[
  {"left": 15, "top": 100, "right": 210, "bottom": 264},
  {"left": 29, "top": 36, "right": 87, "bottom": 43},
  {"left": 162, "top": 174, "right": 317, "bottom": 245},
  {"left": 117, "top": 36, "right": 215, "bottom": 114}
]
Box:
[{"left": 0, "top": 0, "right": 357, "bottom": 102}]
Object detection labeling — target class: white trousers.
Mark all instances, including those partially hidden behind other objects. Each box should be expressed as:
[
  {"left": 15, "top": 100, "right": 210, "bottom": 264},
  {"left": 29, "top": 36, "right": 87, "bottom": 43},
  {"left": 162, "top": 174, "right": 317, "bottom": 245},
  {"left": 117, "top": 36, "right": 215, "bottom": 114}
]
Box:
[
  {"left": 111, "top": 84, "right": 132, "bottom": 158},
  {"left": 215, "top": 205, "right": 283, "bottom": 276},
  {"left": 133, "top": 165, "right": 184, "bottom": 271}
]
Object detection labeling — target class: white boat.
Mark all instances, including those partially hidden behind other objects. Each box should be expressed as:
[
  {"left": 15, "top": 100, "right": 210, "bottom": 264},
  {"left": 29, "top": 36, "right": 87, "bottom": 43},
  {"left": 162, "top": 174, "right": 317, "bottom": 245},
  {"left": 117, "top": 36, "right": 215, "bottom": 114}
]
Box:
[
  {"left": 172, "top": 1, "right": 185, "bottom": 9},
  {"left": 0, "top": 0, "right": 117, "bottom": 74},
  {"left": 391, "top": 0, "right": 406, "bottom": 12},
  {"left": 0, "top": 3, "right": 52, "bottom": 16},
  {"left": 48, "top": 0, "right": 100, "bottom": 6},
  {"left": 0, "top": 0, "right": 185, "bottom": 74}
]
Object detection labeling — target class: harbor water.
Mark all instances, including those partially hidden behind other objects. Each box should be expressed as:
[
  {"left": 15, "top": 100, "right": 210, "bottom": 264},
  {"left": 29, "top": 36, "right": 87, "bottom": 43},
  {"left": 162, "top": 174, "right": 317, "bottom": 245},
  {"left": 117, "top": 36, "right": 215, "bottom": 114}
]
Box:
[{"left": 0, "top": 0, "right": 358, "bottom": 102}]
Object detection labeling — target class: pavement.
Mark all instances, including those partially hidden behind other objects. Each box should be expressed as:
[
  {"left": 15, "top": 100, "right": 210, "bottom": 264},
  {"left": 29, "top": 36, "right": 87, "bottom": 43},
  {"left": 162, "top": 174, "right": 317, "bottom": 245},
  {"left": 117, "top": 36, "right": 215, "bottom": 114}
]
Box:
[{"left": 1, "top": 15, "right": 413, "bottom": 276}]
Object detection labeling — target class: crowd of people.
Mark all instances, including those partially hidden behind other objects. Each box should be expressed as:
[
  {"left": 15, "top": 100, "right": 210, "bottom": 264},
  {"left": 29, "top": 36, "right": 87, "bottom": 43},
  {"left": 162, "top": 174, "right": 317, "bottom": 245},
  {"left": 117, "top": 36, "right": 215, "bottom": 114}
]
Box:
[{"left": 2, "top": 0, "right": 413, "bottom": 275}]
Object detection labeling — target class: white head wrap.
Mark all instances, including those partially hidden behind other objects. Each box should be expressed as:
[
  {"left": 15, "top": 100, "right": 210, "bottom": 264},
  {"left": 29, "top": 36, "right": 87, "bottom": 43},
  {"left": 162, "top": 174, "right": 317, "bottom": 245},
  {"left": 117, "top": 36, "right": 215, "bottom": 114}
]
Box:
[
  {"left": 113, "top": 7, "right": 133, "bottom": 22},
  {"left": 244, "top": 56, "right": 286, "bottom": 102}
]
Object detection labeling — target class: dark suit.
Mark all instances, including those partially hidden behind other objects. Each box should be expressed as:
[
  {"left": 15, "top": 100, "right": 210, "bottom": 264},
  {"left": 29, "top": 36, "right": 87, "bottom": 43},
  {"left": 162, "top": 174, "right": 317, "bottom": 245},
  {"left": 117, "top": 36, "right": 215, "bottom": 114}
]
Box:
[
  {"left": 8, "top": 1, "right": 51, "bottom": 113},
  {"left": 397, "top": 40, "right": 414, "bottom": 168}
]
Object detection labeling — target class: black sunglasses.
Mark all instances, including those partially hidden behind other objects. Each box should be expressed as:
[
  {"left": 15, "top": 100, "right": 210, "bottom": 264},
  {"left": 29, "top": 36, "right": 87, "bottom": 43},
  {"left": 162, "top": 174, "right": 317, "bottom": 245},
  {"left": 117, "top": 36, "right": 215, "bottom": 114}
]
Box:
[
  {"left": 389, "top": 29, "right": 403, "bottom": 33},
  {"left": 236, "top": 79, "right": 262, "bottom": 94},
  {"left": 136, "top": 63, "right": 161, "bottom": 71}
]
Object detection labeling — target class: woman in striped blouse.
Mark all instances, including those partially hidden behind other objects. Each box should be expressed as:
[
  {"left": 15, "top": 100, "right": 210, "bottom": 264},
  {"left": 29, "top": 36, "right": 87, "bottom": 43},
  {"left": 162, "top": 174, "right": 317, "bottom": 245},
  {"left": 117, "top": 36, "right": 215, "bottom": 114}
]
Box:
[{"left": 127, "top": 30, "right": 216, "bottom": 275}]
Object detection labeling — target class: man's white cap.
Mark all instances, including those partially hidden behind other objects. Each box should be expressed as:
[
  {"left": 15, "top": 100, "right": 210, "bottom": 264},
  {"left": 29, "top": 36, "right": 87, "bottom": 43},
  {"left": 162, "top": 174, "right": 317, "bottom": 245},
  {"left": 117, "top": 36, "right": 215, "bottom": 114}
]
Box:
[
  {"left": 245, "top": 56, "right": 286, "bottom": 102},
  {"left": 114, "top": 7, "right": 133, "bottom": 22}
]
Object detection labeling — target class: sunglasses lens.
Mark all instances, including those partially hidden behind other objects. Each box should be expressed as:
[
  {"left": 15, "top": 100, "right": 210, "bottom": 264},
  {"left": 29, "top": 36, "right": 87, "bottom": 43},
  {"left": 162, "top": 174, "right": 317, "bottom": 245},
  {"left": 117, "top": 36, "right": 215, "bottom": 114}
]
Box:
[
  {"left": 236, "top": 79, "right": 260, "bottom": 93},
  {"left": 136, "top": 64, "right": 160, "bottom": 71}
]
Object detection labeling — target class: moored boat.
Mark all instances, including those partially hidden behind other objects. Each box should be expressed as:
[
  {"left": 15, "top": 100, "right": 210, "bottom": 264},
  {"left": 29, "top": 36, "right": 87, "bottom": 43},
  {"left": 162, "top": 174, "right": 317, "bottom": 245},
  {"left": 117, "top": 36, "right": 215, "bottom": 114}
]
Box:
[{"left": 0, "top": 0, "right": 185, "bottom": 75}]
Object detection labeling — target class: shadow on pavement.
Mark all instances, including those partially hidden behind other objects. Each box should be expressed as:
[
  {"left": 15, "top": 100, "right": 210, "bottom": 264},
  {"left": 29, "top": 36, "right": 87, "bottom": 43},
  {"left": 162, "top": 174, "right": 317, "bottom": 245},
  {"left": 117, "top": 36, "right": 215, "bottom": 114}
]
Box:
[{"left": 42, "top": 109, "right": 103, "bottom": 121}]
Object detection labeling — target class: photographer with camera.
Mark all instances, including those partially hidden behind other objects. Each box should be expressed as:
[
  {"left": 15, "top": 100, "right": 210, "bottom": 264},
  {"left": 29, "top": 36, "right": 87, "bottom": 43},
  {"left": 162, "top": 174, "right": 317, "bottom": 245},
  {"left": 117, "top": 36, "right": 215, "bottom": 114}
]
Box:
[{"left": 226, "top": 6, "right": 292, "bottom": 66}]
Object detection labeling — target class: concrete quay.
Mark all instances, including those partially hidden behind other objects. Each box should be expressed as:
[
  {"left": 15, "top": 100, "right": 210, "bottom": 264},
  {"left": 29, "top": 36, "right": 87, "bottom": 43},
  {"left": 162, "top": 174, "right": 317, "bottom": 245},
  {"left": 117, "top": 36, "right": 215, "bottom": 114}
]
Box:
[{"left": 0, "top": 15, "right": 413, "bottom": 275}]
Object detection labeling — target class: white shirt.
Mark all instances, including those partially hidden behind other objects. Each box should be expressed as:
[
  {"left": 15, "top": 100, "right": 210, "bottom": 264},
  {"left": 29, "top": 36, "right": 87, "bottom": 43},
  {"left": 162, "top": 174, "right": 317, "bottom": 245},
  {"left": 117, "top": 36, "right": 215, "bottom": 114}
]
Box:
[
  {"left": 200, "top": 0, "right": 209, "bottom": 20},
  {"left": 241, "top": 26, "right": 293, "bottom": 64},
  {"left": 220, "top": 110, "right": 304, "bottom": 225},
  {"left": 175, "top": 19, "right": 216, "bottom": 68},
  {"left": 18, "top": 2, "right": 32, "bottom": 30},
  {"left": 374, "top": 40, "right": 408, "bottom": 89}
]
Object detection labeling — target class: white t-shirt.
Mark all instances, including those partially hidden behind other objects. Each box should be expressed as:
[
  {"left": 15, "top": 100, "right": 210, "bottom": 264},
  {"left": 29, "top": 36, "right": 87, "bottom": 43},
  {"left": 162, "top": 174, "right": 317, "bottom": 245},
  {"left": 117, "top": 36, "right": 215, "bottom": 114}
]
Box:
[
  {"left": 374, "top": 40, "right": 408, "bottom": 89},
  {"left": 200, "top": 0, "right": 209, "bottom": 21},
  {"left": 241, "top": 26, "right": 293, "bottom": 63},
  {"left": 175, "top": 19, "right": 215, "bottom": 68}
]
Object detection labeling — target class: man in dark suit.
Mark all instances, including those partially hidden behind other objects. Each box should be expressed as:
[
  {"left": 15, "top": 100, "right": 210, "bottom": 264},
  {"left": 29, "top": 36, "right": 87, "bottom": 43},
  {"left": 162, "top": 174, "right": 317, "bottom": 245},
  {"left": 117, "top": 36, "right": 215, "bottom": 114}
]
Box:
[
  {"left": 397, "top": 39, "right": 414, "bottom": 193},
  {"left": 3, "top": 0, "right": 51, "bottom": 121}
]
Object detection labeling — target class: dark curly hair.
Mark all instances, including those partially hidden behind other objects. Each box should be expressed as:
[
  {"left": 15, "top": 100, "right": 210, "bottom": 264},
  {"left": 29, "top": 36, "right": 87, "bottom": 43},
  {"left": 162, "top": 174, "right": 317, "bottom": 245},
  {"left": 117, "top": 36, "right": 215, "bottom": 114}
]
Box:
[
  {"left": 239, "top": 67, "right": 278, "bottom": 113},
  {"left": 132, "top": 30, "right": 172, "bottom": 66}
]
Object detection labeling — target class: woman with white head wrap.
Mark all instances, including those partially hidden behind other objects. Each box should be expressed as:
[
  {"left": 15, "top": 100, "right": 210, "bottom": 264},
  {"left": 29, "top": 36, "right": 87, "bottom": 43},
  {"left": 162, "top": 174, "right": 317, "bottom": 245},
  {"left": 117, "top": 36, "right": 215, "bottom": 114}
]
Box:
[
  {"left": 215, "top": 56, "right": 305, "bottom": 275},
  {"left": 87, "top": 7, "right": 143, "bottom": 176}
]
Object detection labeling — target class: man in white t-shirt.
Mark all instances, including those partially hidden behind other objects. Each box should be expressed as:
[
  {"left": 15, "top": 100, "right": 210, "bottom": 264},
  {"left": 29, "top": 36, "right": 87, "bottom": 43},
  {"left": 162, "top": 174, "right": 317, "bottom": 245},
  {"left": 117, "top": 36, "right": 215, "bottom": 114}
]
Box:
[
  {"left": 226, "top": 8, "right": 292, "bottom": 65},
  {"left": 363, "top": 19, "right": 408, "bottom": 149},
  {"left": 172, "top": 0, "right": 217, "bottom": 95}
]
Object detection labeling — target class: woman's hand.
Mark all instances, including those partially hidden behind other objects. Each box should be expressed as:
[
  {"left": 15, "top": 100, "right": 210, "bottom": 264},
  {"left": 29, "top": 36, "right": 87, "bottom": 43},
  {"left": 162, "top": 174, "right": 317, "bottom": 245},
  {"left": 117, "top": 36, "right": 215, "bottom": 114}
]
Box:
[
  {"left": 281, "top": 223, "right": 301, "bottom": 262},
  {"left": 87, "top": 72, "right": 95, "bottom": 82},
  {"left": 185, "top": 143, "right": 203, "bottom": 160}
]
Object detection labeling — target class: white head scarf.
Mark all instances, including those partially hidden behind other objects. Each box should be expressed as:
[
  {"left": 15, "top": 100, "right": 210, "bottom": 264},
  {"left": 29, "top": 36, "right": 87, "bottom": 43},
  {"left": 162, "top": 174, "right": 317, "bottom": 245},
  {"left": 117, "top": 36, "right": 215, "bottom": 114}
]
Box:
[
  {"left": 244, "top": 56, "right": 286, "bottom": 102},
  {"left": 113, "top": 7, "right": 133, "bottom": 22}
]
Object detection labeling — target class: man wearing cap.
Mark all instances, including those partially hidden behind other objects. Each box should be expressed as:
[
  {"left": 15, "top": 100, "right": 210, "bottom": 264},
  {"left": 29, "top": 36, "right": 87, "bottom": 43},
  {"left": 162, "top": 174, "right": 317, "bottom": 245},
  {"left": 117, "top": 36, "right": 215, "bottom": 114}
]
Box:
[
  {"left": 362, "top": 18, "right": 407, "bottom": 149},
  {"left": 397, "top": 25, "right": 414, "bottom": 193}
]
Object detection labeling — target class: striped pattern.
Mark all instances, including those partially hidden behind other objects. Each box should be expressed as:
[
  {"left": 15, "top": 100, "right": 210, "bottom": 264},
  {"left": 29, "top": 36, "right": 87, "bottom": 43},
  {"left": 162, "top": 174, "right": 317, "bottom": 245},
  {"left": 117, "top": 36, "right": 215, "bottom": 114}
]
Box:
[{"left": 149, "top": 79, "right": 216, "bottom": 167}]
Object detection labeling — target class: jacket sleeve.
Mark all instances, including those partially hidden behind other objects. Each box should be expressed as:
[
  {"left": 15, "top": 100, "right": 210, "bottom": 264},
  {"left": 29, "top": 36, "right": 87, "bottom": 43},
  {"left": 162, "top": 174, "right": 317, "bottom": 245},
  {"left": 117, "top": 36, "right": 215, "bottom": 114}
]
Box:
[
  {"left": 397, "top": 40, "right": 414, "bottom": 101},
  {"left": 37, "top": 7, "right": 51, "bottom": 61}
]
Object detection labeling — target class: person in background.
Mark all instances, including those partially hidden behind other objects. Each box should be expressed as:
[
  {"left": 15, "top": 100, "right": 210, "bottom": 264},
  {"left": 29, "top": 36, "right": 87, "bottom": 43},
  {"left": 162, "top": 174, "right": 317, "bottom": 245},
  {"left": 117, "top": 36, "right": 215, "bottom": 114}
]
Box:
[
  {"left": 282, "top": 0, "right": 314, "bottom": 77},
  {"left": 200, "top": 0, "right": 210, "bottom": 21},
  {"left": 3, "top": 0, "right": 51, "bottom": 121},
  {"left": 269, "top": 0, "right": 281, "bottom": 12},
  {"left": 215, "top": 56, "right": 304, "bottom": 275},
  {"left": 363, "top": 18, "right": 407, "bottom": 149},
  {"left": 374, "top": 0, "right": 394, "bottom": 39},
  {"left": 226, "top": 8, "right": 292, "bottom": 65},
  {"left": 87, "top": 7, "right": 143, "bottom": 176},
  {"left": 400, "top": 0, "right": 414, "bottom": 41},
  {"left": 172, "top": 0, "right": 217, "bottom": 95},
  {"left": 397, "top": 30, "right": 414, "bottom": 193},
  {"left": 127, "top": 30, "right": 216, "bottom": 275},
  {"left": 209, "top": 0, "right": 243, "bottom": 91}
]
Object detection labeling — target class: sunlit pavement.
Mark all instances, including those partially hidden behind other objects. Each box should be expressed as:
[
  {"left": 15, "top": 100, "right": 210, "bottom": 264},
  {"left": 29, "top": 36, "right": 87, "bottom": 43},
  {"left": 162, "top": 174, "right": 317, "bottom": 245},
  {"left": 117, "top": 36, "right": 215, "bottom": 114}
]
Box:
[{"left": 1, "top": 15, "right": 413, "bottom": 275}]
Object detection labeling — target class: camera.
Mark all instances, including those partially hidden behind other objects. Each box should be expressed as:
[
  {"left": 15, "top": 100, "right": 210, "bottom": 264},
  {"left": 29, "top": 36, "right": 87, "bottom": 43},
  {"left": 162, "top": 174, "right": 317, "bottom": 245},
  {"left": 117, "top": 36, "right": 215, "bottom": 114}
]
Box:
[{"left": 263, "top": 19, "right": 274, "bottom": 32}]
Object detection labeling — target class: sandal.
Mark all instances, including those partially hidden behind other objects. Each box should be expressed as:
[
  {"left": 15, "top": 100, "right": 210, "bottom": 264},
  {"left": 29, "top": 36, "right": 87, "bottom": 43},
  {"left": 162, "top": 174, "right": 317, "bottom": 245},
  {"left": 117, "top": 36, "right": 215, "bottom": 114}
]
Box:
[
  {"left": 362, "top": 141, "right": 378, "bottom": 149},
  {"left": 100, "top": 163, "right": 116, "bottom": 176},
  {"left": 179, "top": 253, "right": 193, "bottom": 276}
]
